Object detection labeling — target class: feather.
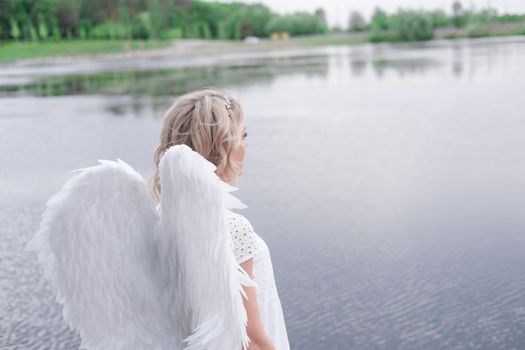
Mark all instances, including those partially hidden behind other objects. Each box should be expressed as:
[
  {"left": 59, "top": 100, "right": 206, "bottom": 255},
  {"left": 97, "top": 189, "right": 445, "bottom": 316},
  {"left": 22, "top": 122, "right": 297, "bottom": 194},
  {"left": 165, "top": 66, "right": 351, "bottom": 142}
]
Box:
[
  {"left": 158, "top": 144, "right": 256, "bottom": 350},
  {"left": 26, "top": 144, "right": 255, "bottom": 350}
]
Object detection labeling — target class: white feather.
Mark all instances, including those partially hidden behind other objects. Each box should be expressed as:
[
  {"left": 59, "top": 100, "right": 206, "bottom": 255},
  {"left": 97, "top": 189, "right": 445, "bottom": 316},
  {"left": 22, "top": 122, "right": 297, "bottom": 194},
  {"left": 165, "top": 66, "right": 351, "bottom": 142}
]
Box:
[{"left": 26, "top": 144, "right": 256, "bottom": 350}]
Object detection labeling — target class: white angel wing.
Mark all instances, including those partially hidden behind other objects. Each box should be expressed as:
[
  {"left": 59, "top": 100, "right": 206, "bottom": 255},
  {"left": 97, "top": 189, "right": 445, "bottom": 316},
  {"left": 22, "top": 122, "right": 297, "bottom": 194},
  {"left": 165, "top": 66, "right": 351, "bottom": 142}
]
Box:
[
  {"left": 158, "top": 144, "right": 257, "bottom": 350},
  {"left": 25, "top": 159, "right": 176, "bottom": 350},
  {"left": 26, "top": 144, "right": 256, "bottom": 350}
]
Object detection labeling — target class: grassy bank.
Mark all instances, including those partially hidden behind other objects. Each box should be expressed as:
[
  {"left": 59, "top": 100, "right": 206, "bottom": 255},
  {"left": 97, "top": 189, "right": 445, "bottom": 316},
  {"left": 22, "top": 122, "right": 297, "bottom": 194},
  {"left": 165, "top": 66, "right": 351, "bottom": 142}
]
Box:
[
  {"left": 368, "top": 21, "right": 525, "bottom": 42},
  {"left": 280, "top": 33, "right": 369, "bottom": 46},
  {"left": 0, "top": 35, "right": 371, "bottom": 63},
  {"left": 442, "top": 24, "right": 525, "bottom": 39},
  {"left": 1, "top": 26, "right": 524, "bottom": 64},
  {"left": 0, "top": 40, "right": 170, "bottom": 63}
]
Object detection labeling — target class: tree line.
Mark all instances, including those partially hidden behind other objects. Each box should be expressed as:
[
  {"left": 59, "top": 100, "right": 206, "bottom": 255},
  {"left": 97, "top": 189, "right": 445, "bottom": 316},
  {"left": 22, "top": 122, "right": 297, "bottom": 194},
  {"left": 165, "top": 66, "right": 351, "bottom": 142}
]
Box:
[
  {"left": 1, "top": 0, "right": 523, "bottom": 43},
  {"left": 347, "top": 1, "right": 525, "bottom": 41},
  {"left": 0, "top": 0, "right": 328, "bottom": 41}
]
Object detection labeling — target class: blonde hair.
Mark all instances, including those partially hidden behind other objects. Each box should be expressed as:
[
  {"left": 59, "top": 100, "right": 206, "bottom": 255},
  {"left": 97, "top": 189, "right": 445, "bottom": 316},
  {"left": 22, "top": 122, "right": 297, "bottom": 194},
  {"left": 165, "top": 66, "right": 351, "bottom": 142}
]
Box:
[{"left": 150, "top": 89, "right": 244, "bottom": 200}]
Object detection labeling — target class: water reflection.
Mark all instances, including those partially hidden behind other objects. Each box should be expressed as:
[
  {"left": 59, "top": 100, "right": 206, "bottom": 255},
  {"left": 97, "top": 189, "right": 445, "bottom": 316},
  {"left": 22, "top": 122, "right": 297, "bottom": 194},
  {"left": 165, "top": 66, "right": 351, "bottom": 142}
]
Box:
[
  {"left": 371, "top": 57, "right": 442, "bottom": 78},
  {"left": 452, "top": 42, "right": 464, "bottom": 77},
  {"left": 0, "top": 56, "right": 329, "bottom": 98},
  {"left": 349, "top": 59, "right": 367, "bottom": 76},
  {"left": 2, "top": 37, "right": 524, "bottom": 102}
]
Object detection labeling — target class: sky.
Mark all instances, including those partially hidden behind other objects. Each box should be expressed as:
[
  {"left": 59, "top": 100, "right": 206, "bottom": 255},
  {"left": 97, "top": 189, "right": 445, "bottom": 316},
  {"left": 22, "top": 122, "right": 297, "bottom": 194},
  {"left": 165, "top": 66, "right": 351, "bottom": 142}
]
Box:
[{"left": 213, "top": 0, "right": 525, "bottom": 27}]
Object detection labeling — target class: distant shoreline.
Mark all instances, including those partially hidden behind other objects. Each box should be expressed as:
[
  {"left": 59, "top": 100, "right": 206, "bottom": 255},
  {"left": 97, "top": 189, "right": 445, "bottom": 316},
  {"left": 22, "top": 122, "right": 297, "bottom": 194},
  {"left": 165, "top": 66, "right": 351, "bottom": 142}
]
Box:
[
  {"left": 0, "top": 25, "right": 524, "bottom": 66},
  {"left": 0, "top": 34, "right": 367, "bottom": 65}
]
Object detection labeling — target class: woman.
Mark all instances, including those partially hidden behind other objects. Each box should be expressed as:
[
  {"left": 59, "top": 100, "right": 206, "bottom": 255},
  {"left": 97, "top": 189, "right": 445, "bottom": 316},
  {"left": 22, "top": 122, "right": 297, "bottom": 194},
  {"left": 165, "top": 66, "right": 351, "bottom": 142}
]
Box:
[{"left": 151, "top": 89, "right": 290, "bottom": 350}]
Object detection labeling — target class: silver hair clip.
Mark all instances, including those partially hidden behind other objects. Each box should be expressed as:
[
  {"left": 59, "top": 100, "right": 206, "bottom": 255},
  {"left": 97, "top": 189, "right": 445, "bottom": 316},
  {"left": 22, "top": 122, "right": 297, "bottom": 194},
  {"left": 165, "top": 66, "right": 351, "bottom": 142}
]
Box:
[{"left": 224, "top": 96, "right": 232, "bottom": 111}]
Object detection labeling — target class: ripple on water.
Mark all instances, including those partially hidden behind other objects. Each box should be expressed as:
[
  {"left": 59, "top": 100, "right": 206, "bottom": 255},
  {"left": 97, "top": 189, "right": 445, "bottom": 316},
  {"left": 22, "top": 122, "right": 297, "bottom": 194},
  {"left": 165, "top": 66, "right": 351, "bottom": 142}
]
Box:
[{"left": 0, "top": 200, "right": 81, "bottom": 349}]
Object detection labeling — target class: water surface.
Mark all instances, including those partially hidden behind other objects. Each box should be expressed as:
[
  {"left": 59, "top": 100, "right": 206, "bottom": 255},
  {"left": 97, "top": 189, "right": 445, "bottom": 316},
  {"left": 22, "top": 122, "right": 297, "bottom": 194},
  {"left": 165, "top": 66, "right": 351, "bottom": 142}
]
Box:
[{"left": 1, "top": 37, "right": 525, "bottom": 349}]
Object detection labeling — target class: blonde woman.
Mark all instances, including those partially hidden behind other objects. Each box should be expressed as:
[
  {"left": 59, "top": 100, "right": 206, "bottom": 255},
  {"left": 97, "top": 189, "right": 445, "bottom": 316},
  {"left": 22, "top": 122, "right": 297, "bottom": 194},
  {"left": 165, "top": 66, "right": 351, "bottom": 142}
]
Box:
[
  {"left": 27, "top": 89, "right": 290, "bottom": 350},
  {"left": 152, "top": 89, "right": 290, "bottom": 350}
]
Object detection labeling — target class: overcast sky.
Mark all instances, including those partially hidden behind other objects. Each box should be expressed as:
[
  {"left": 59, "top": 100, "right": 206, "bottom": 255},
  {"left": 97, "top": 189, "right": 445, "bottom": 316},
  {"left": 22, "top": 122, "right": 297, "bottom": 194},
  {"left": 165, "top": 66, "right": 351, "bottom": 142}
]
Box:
[{"left": 213, "top": 0, "right": 525, "bottom": 27}]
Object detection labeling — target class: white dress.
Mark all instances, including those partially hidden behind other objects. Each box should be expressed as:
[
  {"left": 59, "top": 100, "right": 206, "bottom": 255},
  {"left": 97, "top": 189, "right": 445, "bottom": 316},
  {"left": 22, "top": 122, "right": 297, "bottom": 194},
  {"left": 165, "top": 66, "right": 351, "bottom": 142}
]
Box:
[{"left": 228, "top": 211, "right": 291, "bottom": 350}]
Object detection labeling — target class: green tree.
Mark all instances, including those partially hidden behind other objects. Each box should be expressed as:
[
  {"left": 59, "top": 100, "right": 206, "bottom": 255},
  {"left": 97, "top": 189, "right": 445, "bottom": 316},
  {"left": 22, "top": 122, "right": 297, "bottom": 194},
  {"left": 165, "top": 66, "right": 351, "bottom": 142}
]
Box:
[
  {"left": 390, "top": 10, "right": 434, "bottom": 41},
  {"left": 38, "top": 15, "right": 49, "bottom": 40},
  {"left": 10, "top": 19, "right": 21, "bottom": 40},
  {"left": 348, "top": 10, "right": 367, "bottom": 32},
  {"left": 138, "top": 12, "right": 154, "bottom": 39},
  {"left": 315, "top": 8, "right": 327, "bottom": 27},
  {"left": 452, "top": 1, "right": 468, "bottom": 27},
  {"left": 217, "top": 20, "right": 228, "bottom": 39},
  {"left": 50, "top": 17, "right": 61, "bottom": 40},
  {"left": 265, "top": 16, "right": 291, "bottom": 34},
  {"left": 472, "top": 8, "right": 497, "bottom": 24},
  {"left": 430, "top": 10, "right": 450, "bottom": 28},
  {"left": 29, "top": 21, "right": 39, "bottom": 41},
  {"left": 266, "top": 11, "right": 327, "bottom": 36},
  {"left": 200, "top": 22, "right": 211, "bottom": 39},
  {"left": 371, "top": 7, "right": 389, "bottom": 31}
]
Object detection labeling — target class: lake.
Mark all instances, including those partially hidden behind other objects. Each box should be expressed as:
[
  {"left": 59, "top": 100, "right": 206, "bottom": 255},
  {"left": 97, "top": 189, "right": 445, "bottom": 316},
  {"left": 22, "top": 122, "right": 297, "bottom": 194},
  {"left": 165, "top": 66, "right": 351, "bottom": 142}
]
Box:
[{"left": 1, "top": 36, "right": 525, "bottom": 349}]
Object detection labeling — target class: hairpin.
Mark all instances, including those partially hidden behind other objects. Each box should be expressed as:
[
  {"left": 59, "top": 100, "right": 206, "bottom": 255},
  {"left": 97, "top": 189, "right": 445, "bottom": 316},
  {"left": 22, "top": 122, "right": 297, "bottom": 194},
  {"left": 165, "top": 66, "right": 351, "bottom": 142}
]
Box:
[{"left": 224, "top": 96, "right": 232, "bottom": 111}]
